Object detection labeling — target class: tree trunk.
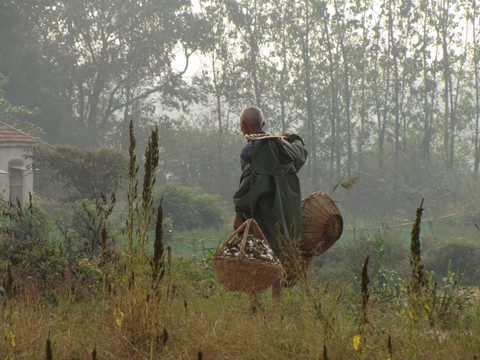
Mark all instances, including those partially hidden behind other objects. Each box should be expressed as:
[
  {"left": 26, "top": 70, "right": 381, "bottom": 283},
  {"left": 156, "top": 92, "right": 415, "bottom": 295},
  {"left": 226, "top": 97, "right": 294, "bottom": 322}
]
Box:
[
  {"left": 473, "top": 0, "right": 480, "bottom": 176},
  {"left": 212, "top": 53, "right": 223, "bottom": 134},
  {"left": 279, "top": 1, "right": 289, "bottom": 133},
  {"left": 421, "top": 8, "right": 432, "bottom": 163},
  {"left": 380, "top": 11, "right": 391, "bottom": 171},
  {"left": 323, "top": 10, "right": 338, "bottom": 181},
  {"left": 372, "top": 13, "right": 388, "bottom": 171},
  {"left": 389, "top": 0, "right": 400, "bottom": 183},
  {"left": 440, "top": 1, "right": 451, "bottom": 167},
  {"left": 121, "top": 83, "right": 131, "bottom": 151},
  {"left": 335, "top": 1, "right": 353, "bottom": 178},
  {"left": 303, "top": 0, "right": 317, "bottom": 183},
  {"left": 358, "top": 11, "right": 368, "bottom": 168},
  {"left": 250, "top": 0, "right": 261, "bottom": 108}
]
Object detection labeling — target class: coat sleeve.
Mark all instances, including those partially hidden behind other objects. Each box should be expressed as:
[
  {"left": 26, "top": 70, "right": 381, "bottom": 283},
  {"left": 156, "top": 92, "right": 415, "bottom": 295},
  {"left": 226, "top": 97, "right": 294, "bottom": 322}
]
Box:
[
  {"left": 233, "top": 163, "right": 274, "bottom": 217},
  {"left": 282, "top": 135, "right": 308, "bottom": 172}
]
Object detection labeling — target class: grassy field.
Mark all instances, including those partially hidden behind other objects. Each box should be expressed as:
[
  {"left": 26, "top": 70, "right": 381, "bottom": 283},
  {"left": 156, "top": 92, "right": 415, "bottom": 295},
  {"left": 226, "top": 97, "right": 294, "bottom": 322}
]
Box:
[
  {"left": 2, "top": 187, "right": 479, "bottom": 359},
  {"left": 4, "top": 122, "right": 479, "bottom": 359},
  {"left": 2, "top": 249, "right": 479, "bottom": 360}
]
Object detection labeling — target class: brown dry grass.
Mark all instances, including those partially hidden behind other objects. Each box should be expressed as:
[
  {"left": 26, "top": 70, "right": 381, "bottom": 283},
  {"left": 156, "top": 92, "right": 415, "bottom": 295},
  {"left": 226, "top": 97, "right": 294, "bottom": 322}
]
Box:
[{"left": 1, "top": 259, "right": 480, "bottom": 360}]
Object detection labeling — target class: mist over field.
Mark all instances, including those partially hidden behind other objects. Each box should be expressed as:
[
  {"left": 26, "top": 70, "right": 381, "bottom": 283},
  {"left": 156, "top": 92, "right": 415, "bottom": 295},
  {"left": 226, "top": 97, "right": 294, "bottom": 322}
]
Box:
[
  {"left": 1, "top": 0, "right": 479, "bottom": 222},
  {"left": 1, "top": 1, "right": 480, "bottom": 358}
]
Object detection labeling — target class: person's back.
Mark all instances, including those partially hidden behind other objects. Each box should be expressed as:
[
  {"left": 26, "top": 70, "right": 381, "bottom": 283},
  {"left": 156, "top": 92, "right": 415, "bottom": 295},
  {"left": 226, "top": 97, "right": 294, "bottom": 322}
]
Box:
[
  {"left": 232, "top": 106, "right": 307, "bottom": 308},
  {"left": 233, "top": 134, "right": 307, "bottom": 254}
]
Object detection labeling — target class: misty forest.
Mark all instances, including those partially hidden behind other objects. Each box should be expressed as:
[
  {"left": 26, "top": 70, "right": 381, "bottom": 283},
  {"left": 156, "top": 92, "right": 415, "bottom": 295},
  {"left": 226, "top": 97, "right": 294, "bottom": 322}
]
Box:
[{"left": 1, "top": 0, "right": 480, "bottom": 359}]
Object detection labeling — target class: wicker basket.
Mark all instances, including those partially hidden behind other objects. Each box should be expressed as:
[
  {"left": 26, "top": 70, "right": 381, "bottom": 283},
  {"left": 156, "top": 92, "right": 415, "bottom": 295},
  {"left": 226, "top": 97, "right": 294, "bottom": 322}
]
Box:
[
  {"left": 301, "top": 192, "right": 343, "bottom": 256},
  {"left": 211, "top": 219, "right": 282, "bottom": 294}
]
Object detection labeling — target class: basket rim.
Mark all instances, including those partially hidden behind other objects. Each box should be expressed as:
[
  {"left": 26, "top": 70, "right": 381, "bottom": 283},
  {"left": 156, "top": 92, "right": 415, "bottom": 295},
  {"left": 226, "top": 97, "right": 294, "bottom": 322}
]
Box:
[{"left": 211, "top": 253, "right": 283, "bottom": 268}]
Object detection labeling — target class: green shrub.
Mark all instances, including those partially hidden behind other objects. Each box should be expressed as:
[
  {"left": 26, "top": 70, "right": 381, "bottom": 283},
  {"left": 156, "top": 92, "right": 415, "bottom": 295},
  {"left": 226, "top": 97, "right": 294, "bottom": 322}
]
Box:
[
  {"left": 424, "top": 239, "right": 480, "bottom": 285},
  {"left": 319, "top": 228, "right": 409, "bottom": 278},
  {"left": 0, "top": 199, "right": 50, "bottom": 246},
  {"left": 34, "top": 144, "right": 128, "bottom": 201},
  {"left": 0, "top": 199, "right": 112, "bottom": 302},
  {"left": 154, "top": 184, "right": 228, "bottom": 230}
]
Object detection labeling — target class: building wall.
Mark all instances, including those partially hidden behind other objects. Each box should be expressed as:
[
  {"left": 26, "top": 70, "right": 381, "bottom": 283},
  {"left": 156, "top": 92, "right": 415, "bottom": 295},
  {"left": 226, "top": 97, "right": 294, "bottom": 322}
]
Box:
[
  {"left": 0, "top": 143, "right": 34, "bottom": 203},
  {"left": 0, "top": 172, "right": 8, "bottom": 199}
]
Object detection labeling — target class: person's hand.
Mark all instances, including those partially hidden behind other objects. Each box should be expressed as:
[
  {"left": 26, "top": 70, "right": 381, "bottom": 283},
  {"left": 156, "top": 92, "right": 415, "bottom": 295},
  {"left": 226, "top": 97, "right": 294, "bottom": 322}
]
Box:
[
  {"left": 233, "top": 212, "right": 244, "bottom": 230},
  {"left": 282, "top": 131, "right": 292, "bottom": 137}
]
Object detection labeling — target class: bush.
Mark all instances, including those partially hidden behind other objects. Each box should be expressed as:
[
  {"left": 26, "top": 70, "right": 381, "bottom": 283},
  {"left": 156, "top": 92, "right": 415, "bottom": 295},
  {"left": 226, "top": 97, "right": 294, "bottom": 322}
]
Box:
[
  {"left": 424, "top": 239, "right": 480, "bottom": 285},
  {"left": 319, "top": 228, "right": 409, "bottom": 276},
  {"left": 34, "top": 144, "right": 128, "bottom": 201},
  {"left": 0, "top": 199, "right": 114, "bottom": 302},
  {"left": 0, "top": 198, "right": 51, "bottom": 245},
  {"left": 154, "top": 184, "right": 228, "bottom": 230}
]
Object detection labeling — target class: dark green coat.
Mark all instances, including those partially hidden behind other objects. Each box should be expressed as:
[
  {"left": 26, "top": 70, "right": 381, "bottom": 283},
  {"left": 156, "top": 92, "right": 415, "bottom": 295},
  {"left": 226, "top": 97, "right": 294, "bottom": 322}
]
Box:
[{"left": 233, "top": 135, "right": 307, "bottom": 255}]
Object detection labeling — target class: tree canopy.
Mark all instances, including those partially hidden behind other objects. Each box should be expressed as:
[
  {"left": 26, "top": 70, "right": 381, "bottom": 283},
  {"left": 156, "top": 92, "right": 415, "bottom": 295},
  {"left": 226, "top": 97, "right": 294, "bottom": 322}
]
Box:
[
  {"left": 34, "top": 145, "right": 128, "bottom": 201},
  {"left": 2, "top": 0, "right": 480, "bottom": 222}
]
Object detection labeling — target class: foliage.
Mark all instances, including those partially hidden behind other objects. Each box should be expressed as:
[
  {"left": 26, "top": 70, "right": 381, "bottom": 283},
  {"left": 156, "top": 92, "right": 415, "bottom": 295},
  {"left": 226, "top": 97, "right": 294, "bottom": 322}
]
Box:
[
  {"left": 156, "top": 122, "right": 244, "bottom": 200},
  {"left": 0, "top": 201, "right": 85, "bottom": 301},
  {"left": 46, "top": 0, "right": 205, "bottom": 146},
  {"left": 367, "top": 234, "right": 403, "bottom": 305},
  {"left": 425, "top": 239, "right": 480, "bottom": 285},
  {"left": 69, "top": 195, "right": 117, "bottom": 261},
  {"left": 2, "top": 254, "right": 480, "bottom": 359},
  {"left": 0, "top": 74, "right": 43, "bottom": 139},
  {"left": 0, "top": 199, "right": 50, "bottom": 245},
  {"left": 428, "top": 260, "right": 476, "bottom": 327},
  {"left": 151, "top": 199, "right": 166, "bottom": 287},
  {"left": 0, "top": 198, "right": 480, "bottom": 359},
  {"left": 34, "top": 144, "right": 128, "bottom": 201},
  {"left": 0, "top": 197, "right": 120, "bottom": 304},
  {"left": 409, "top": 199, "right": 425, "bottom": 296},
  {"left": 0, "top": 2, "right": 68, "bottom": 143},
  {"left": 154, "top": 183, "right": 228, "bottom": 230},
  {"left": 3, "top": 0, "right": 480, "bottom": 226}
]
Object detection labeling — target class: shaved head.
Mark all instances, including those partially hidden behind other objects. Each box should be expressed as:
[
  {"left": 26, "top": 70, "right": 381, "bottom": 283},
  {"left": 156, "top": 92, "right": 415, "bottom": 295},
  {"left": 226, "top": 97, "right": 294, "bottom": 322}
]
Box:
[{"left": 240, "top": 106, "right": 265, "bottom": 134}]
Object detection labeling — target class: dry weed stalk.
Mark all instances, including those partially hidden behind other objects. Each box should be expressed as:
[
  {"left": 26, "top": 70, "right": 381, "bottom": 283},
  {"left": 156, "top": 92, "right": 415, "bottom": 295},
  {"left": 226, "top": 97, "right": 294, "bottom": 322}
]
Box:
[
  {"left": 407, "top": 199, "right": 430, "bottom": 322},
  {"left": 387, "top": 334, "right": 393, "bottom": 359},
  {"left": 360, "top": 255, "right": 370, "bottom": 327},
  {"left": 138, "top": 126, "right": 159, "bottom": 260},
  {"left": 3, "top": 262, "right": 17, "bottom": 302},
  {"left": 151, "top": 198, "right": 165, "bottom": 288},
  {"left": 323, "top": 343, "right": 329, "bottom": 360},
  {"left": 126, "top": 119, "right": 139, "bottom": 288},
  {"left": 410, "top": 198, "right": 425, "bottom": 295},
  {"left": 46, "top": 336, "right": 53, "bottom": 360}
]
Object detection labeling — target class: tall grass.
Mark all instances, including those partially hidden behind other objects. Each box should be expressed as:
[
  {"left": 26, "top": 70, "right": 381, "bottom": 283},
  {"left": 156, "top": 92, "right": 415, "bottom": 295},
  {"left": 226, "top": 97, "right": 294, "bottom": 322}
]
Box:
[
  {"left": 1, "top": 127, "right": 480, "bottom": 359},
  {"left": 2, "top": 260, "right": 479, "bottom": 359}
]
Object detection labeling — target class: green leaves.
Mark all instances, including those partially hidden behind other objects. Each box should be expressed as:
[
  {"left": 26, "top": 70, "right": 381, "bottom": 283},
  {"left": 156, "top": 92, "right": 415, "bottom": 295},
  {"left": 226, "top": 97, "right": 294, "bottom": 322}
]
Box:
[
  {"left": 155, "top": 183, "right": 228, "bottom": 230},
  {"left": 34, "top": 144, "right": 128, "bottom": 201}
]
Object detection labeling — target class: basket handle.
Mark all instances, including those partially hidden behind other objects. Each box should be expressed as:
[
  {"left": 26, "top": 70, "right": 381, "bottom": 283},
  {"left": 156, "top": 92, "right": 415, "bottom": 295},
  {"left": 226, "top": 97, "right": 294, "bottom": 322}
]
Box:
[
  {"left": 237, "top": 219, "right": 269, "bottom": 261},
  {"left": 237, "top": 219, "right": 253, "bottom": 261},
  {"left": 250, "top": 219, "right": 267, "bottom": 241},
  {"left": 215, "top": 218, "right": 267, "bottom": 261},
  {"left": 215, "top": 219, "right": 251, "bottom": 255}
]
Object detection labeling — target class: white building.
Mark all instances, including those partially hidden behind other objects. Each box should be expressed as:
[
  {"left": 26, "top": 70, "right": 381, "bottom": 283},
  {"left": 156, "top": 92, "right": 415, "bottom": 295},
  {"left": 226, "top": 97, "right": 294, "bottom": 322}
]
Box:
[{"left": 0, "top": 122, "right": 35, "bottom": 203}]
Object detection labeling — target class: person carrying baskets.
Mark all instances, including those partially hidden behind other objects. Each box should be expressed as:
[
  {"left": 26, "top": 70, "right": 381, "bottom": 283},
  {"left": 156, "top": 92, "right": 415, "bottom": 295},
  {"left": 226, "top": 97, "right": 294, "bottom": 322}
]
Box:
[{"left": 232, "top": 106, "right": 308, "bottom": 307}]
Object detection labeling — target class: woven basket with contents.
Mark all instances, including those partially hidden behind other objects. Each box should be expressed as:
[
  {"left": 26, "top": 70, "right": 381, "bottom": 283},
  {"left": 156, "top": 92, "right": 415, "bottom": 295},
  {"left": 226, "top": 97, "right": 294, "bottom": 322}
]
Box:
[{"left": 211, "top": 218, "right": 282, "bottom": 294}]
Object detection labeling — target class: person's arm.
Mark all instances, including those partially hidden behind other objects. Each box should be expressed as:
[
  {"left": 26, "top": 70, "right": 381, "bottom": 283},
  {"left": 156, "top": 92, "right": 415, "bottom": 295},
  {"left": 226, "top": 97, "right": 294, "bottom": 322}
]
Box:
[
  {"left": 281, "top": 133, "right": 308, "bottom": 171},
  {"left": 233, "top": 212, "right": 244, "bottom": 230},
  {"left": 282, "top": 131, "right": 305, "bottom": 146}
]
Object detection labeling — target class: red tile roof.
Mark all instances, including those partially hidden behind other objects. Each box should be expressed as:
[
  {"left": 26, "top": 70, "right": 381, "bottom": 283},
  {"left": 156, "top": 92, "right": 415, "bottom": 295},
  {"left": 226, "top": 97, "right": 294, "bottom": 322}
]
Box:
[{"left": 0, "top": 122, "right": 35, "bottom": 144}]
